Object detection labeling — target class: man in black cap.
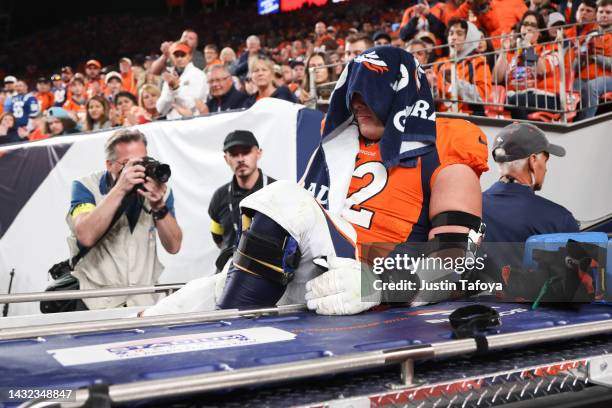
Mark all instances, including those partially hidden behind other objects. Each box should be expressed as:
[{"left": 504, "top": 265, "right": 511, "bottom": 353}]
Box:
[
  {"left": 483, "top": 122, "right": 579, "bottom": 243},
  {"left": 208, "top": 130, "right": 275, "bottom": 252},
  {"left": 372, "top": 31, "right": 392, "bottom": 46}
]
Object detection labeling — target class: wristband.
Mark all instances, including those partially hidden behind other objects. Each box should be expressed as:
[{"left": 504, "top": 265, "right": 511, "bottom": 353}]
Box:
[{"left": 152, "top": 205, "right": 169, "bottom": 221}]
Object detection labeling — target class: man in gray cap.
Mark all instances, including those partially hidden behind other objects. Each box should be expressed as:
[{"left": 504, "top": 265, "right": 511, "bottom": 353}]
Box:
[{"left": 482, "top": 122, "right": 579, "bottom": 243}]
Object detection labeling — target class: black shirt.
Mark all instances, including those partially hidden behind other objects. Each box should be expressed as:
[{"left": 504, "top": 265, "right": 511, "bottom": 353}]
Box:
[
  {"left": 483, "top": 181, "right": 579, "bottom": 243},
  {"left": 208, "top": 169, "right": 275, "bottom": 250},
  {"left": 207, "top": 86, "right": 249, "bottom": 113},
  {"left": 481, "top": 181, "right": 579, "bottom": 279}
]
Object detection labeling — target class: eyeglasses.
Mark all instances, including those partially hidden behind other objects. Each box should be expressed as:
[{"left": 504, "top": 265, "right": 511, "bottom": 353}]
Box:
[
  {"left": 173, "top": 52, "right": 187, "bottom": 58},
  {"left": 522, "top": 21, "right": 539, "bottom": 28},
  {"left": 208, "top": 76, "right": 231, "bottom": 84}
]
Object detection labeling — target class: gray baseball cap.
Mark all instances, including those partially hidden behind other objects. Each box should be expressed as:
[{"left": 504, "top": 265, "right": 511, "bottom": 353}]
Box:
[{"left": 492, "top": 123, "right": 565, "bottom": 163}]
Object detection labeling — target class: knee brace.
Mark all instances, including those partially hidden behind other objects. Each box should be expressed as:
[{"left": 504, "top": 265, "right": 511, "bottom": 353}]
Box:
[
  {"left": 233, "top": 215, "right": 301, "bottom": 286},
  {"left": 217, "top": 212, "right": 302, "bottom": 309}
]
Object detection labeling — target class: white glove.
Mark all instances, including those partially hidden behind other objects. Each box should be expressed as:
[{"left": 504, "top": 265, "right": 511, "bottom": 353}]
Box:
[
  {"left": 305, "top": 256, "right": 381, "bottom": 315},
  {"left": 140, "top": 270, "right": 228, "bottom": 317}
]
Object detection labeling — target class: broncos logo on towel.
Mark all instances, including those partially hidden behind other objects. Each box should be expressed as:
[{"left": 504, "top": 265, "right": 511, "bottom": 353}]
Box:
[{"left": 354, "top": 51, "right": 389, "bottom": 74}]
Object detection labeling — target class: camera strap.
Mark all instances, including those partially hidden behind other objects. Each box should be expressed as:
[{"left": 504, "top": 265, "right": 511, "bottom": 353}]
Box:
[{"left": 69, "top": 203, "right": 127, "bottom": 270}]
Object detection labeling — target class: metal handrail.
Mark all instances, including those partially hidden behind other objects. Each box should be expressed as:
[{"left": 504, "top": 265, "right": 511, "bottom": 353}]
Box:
[
  {"left": 0, "top": 284, "right": 185, "bottom": 304},
  {"left": 0, "top": 304, "right": 307, "bottom": 341},
  {"left": 309, "top": 20, "right": 612, "bottom": 121},
  {"left": 23, "top": 316, "right": 612, "bottom": 407}
]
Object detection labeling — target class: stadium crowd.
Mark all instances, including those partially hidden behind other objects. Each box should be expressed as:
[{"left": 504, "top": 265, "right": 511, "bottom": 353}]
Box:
[{"left": 1, "top": 0, "right": 611, "bottom": 145}]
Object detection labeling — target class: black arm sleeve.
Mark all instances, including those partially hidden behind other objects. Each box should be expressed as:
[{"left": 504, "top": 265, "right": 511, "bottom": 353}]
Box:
[
  {"left": 400, "top": 17, "right": 419, "bottom": 42},
  {"left": 426, "top": 13, "right": 446, "bottom": 42}
]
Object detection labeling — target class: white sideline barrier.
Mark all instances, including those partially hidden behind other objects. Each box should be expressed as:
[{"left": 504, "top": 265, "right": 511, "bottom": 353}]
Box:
[{"left": 0, "top": 99, "right": 308, "bottom": 316}]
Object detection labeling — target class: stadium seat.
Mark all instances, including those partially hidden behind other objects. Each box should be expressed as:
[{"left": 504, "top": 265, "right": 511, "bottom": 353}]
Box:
[
  {"left": 528, "top": 71, "right": 580, "bottom": 123},
  {"left": 600, "top": 92, "right": 612, "bottom": 102}
]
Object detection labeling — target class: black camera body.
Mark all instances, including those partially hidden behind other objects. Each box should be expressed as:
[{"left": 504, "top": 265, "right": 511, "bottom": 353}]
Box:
[{"left": 137, "top": 156, "right": 171, "bottom": 184}]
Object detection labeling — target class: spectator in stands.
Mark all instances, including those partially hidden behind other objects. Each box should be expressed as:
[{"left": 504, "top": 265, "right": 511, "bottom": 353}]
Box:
[
  {"left": 434, "top": 19, "right": 492, "bottom": 116},
  {"left": 113, "top": 91, "right": 139, "bottom": 126},
  {"left": 66, "top": 128, "right": 182, "bottom": 310},
  {"left": 28, "top": 112, "right": 48, "bottom": 142},
  {"left": 202, "top": 65, "right": 249, "bottom": 113},
  {"left": 406, "top": 38, "right": 431, "bottom": 65},
  {"left": 407, "top": 39, "right": 438, "bottom": 89},
  {"left": 288, "top": 60, "right": 306, "bottom": 99},
  {"left": 0, "top": 91, "right": 5, "bottom": 116},
  {"left": 204, "top": 44, "right": 223, "bottom": 68},
  {"left": 61, "top": 66, "right": 74, "bottom": 85},
  {"left": 314, "top": 21, "right": 328, "bottom": 47},
  {"left": 44, "top": 107, "right": 78, "bottom": 137},
  {"left": 3, "top": 76, "right": 17, "bottom": 114},
  {"left": 6, "top": 80, "right": 39, "bottom": 131},
  {"left": 150, "top": 29, "right": 205, "bottom": 76},
  {"left": 399, "top": 1, "right": 446, "bottom": 44},
  {"left": 483, "top": 122, "right": 578, "bottom": 243},
  {"left": 35, "top": 77, "right": 55, "bottom": 112},
  {"left": 415, "top": 31, "right": 439, "bottom": 63},
  {"left": 119, "top": 58, "right": 137, "bottom": 96},
  {"left": 232, "top": 35, "right": 267, "bottom": 78},
  {"left": 84, "top": 59, "right": 104, "bottom": 100},
  {"left": 476, "top": 31, "right": 497, "bottom": 72},
  {"left": 156, "top": 41, "right": 208, "bottom": 120},
  {"left": 220, "top": 47, "right": 237, "bottom": 68},
  {"left": 567, "top": 0, "right": 599, "bottom": 39},
  {"left": 208, "top": 130, "right": 275, "bottom": 252},
  {"left": 0, "top": 112, "right": 22, "bottom": 145},
  {"left": 546, "top": 12, "right": 567, "bottom": 40},
  {"left": 63, "top": 76, "right": 87, "bottom": 124},
  {"left": 243, "top": 57, "right": 297, "bottom": 108},
  {"left": 300, "top": 52, "right": 336, "bottom": 107},
  {"left": 104, "top": 72, "right": 123, "bottom": 106},
  {"left": 138, "top": 84, "right": 162, "bottom": 121},
  {"left": 3, "top": 76, "right": 17, "bottom": 103},
  {"left": 575, "top": 0, "right": 612, "bottom": 119},
  {"left": 84, "top": 95, "right": 111, "bottom": 131},
  {"left": 373, "top": 31, "right": 392, "bottom": 46},
  {"left": 51, "top": 74, "right": 67, "bottom": 107},
  {"left": 344, "top": 32, "right": 374, "bottom": 62},
  {"left": 493, "top": 11, "right": 561, "bottom": 120},
  {"left": 449, "top": 0, "right": 527, "bottom": 45}
]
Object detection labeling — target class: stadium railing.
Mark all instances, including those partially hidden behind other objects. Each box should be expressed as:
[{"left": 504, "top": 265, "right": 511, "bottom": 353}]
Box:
[{"left": 309, "top": 21, "right": 611, "bottom": 124}]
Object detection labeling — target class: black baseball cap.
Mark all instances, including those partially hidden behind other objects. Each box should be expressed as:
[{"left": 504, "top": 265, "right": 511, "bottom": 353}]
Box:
[
  {"left": 223, "top": 130, "right": 259, "bottom": 151},
  {"left": 372, "top": 31, "right": 392, "bottom": 43},
  {"left": 289, "top": 59, "right": 305, "bottom": 68},
  {"left": 37, "top": 77, "right": 51, "bottom": 84},
  {"left": 492, "top": 123, "right": 565, "bottom": 163}
]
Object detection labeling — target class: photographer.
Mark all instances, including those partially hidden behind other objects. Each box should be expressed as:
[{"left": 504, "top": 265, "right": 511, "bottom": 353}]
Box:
[{"left": 67, "top": 129, "right": 182, "bottom": 310}]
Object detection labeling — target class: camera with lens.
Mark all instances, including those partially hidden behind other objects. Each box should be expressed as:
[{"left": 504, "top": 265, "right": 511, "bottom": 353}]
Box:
[{"left": 136, "top": 156, "right": 171, "bottom": 184}]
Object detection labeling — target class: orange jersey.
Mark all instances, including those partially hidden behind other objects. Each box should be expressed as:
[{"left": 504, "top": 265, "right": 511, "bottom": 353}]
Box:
[
  {"left": 434, "top": 56, "right": 492, "bottom": 114},
  {"left": 85, "top": 79, "right": 105, "bottom": 99},
  {"left": 504, "top": 44, "right": 564, "bottom": 95},
  {"left": 579, "top": 30, "right": 612, "bottom": 80},
  {"left": 345, "top": 118, "right": 489, "bottom": 248},
  {"left": 63, "top": 98, "right": 87, "bottom": 123},
  {"left": 121, "top": 70, "right": 138, "bottom": 95},
  {"left": 35, "top": 92, "right": 55, "bottom": 112}
]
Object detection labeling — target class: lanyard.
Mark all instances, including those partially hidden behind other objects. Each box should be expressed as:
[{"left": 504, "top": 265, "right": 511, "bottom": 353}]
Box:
[{"left": 228, "top": 173, "right": 268, "bottom": 233}]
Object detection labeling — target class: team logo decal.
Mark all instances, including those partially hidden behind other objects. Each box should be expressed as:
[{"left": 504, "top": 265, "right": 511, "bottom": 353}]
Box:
[
  {"left": 391, "top": 64, "right": 409, "bottom": 92},
  {"left": 354, "top": 51, "right": 389, "bottom": 74}
]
